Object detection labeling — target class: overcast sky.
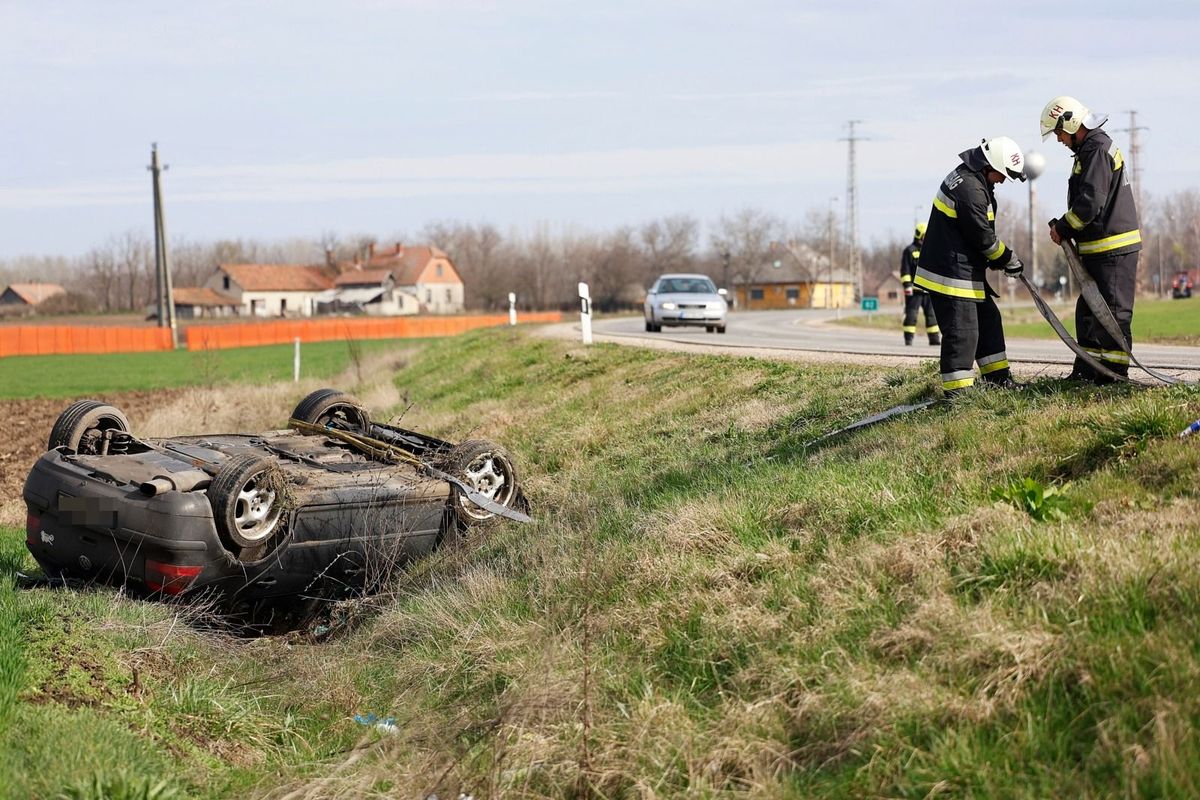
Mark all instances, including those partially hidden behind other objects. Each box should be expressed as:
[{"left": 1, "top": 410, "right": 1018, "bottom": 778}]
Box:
[{"left": 2, "top": 0, "right": 1197, "bottom": 259}]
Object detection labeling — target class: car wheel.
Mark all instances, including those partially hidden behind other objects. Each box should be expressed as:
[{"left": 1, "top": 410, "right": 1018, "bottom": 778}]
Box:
[
  {"left": 48, "top": 400, "right": 130, "bottom": 454},
  {"left": 441, "top": 439, "right": 520, "bottom": 524},
  {"left": 717, "top": 325, "right": 727, "bottom": 334},
  {"left": 705, "top": 325, "right": 715, "bottom": 333},
  {"left": 208, "top": 454, "right": 287, "bottom": 555},
  {"left": 645, "top": 319, "right": 653, "bottom": 332},
  {"left": 291, "top": 388, "right": 370, "bottom": 432}
]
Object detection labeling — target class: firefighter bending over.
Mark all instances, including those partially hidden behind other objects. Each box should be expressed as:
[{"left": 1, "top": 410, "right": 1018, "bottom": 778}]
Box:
[
  {"left": 1041, "top": 95, "right": 1141, "bottom": 384},
  {"left": 915, "top": 137, "right": 1026, "bottom": 397},
  {"left": 900, "top": 222, "right": 940, "bottom": 346}
]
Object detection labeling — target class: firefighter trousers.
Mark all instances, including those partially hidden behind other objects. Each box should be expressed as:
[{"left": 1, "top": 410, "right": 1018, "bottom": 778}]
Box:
[
  {"left": 1072, "top": 250, "right": 1138, "bottom": 381},
  {"left": 928, "top": 291, "right": 1010, "bottom": 394},
  {"left": 902, "top": 292, "right": 939, "bottom": 343}
]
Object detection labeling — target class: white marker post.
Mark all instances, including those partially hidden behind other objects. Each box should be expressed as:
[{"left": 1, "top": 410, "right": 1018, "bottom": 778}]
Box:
[
  {"left": 293, "top": 337, "right": 301, "bottom": 382},
  {"left": 578, "top": 282, "right": 592, "bottom": 345},
  {"left": 508, "top": 292, "right": 517, "bottom": 326}
]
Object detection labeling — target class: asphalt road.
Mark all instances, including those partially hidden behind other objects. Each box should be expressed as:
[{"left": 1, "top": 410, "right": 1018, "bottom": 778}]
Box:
[{"left": 590, "top": 309, "right": 1200, "bottom": 375}]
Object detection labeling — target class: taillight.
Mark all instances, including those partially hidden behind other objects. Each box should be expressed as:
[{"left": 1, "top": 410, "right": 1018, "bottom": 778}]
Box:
[
  {"left": 145, "top": 559, "right": 203, "bottom": 595},
  {"left": 26, "top": 511, "right": 40, "bottom": 546}
]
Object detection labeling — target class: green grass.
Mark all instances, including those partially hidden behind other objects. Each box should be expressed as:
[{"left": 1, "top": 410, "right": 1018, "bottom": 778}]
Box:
[
  {"left": 843, "top": 295, "right": 1200, "bottom": 344},
  {"left": 4, "top": 328, "right": 1200, "bottom": 797},
  {"left": 0, "top": 337, "right": 427, "bottom": 399}
]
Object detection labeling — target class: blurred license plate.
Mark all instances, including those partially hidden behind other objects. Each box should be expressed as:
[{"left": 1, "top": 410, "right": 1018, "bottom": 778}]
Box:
[
  {"left": 58, "top": 493, "right": 119, "bottom": 527},
  {"left": 682, "top": 311, "right": 702, "bottom": 319}
]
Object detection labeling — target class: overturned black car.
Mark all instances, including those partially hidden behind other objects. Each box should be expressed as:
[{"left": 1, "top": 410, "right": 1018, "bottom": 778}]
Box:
[{"left": 23, "top": 389, "right": 528, "bottom": 620}]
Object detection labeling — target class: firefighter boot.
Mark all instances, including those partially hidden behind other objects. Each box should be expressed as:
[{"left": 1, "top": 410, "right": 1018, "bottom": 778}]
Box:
[
  {"left": 928, "top": 333, "right": 941, "bottom": 346},
  {"left": 904, "top": 333, "right": 914, "bottom": 346}
]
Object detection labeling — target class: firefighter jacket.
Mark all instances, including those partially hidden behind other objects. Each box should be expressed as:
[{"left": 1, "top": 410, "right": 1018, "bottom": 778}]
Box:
[
  {"left": 900, "top": 239, "right": 925, "bottom": 292},
  {"left": 1052, "top": 127, "right": 1141, "bottom": 260},
  {"left": 915, "top": 147, "right": 1015, "bottom": 302}
]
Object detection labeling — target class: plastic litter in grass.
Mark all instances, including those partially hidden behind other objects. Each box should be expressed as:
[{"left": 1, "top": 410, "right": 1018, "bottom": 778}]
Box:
[{"left": 353, "top": 712, "right": 398, "bottom": 733}]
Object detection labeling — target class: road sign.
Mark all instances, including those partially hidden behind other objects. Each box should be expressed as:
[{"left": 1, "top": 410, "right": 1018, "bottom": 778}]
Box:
[{"left": 861, "top": 297, "right": 878, "bottom": 311}]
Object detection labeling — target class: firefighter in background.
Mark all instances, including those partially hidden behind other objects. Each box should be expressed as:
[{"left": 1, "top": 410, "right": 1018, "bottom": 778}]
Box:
[
  {"left": 915, "top": 137, "right": 1026, "bottom": 396},
  {"left": 900, "top": 222, "right": 940, "bottom": 345},
  {"left": 1041, "top": 96, "right": 1141, "bottom": 383}
]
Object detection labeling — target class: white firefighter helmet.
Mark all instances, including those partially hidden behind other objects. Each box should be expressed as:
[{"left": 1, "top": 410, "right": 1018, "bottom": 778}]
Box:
[
  {"left": 1040, "top": 96, "right": 1089, "bottom": 140},
  {"left": 981, "top": 136, "right": 1026, "bottom": 182}
]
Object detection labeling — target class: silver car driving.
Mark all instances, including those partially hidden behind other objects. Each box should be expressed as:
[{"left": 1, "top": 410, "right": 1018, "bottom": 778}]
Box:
[{"left": 644, "top": 273, "right": 728, "bottom": 333}]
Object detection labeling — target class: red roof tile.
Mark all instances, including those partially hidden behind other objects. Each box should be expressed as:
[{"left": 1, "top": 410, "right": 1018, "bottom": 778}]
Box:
[
  {"left": 219, "top": 264, "right": 333, "bottom": 292},
  {"left": 4, "top": 282, "right": 66, "bottom": 305},
  {"left": 345, "top": 244, "right": 460, "bottom": 286},
  {"left": 172, "top": 287, "right": 238, "bottom": 307},
  {"left": 334, "top": 268, "right": 393, "bottom": 287}
]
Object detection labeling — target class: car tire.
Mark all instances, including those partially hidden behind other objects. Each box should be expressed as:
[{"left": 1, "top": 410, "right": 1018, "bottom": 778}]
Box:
[
  {"left": 705, "top": 325, "right": 715, "bottom": 333},
  {"left": 645, "top": 319, "right": 653, "bottom": 332},
  {"left": 208, "top": 453, "right": 288, "bottom": 556},
  {"left": 440, "top": 439, "right": 520, "bottom": 525},
  {"left": 717, "top": 325, "right": 727, "bottom": 334},
  {"left": 48, "top": 400, "right": 130, "bottom": 454},
  {"left": 291, "top": 388, "right": 370, "bottom": 432}
]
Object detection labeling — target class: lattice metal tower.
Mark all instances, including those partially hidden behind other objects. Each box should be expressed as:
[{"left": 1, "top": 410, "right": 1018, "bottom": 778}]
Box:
[
  {"left": 841, "top": 120, "right": 866, "bottom": 300},
  {"left": 1117, "top": 110, "right": 1148, "bottom": 213}
]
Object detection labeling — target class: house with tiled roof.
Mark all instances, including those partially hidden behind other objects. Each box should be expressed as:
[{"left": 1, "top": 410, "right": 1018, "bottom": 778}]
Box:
[
  {"left": 316, "top": 266, "right": 420, "bottom": 316},
  {"left": 204, "top": 263, "right": 336, "bottom": 317},
  {"left": 170, "top": 287, "right": 241, "bottom": 319},
  {"left": 0, "top": 282, "right": 66, "bottom": 308},
  {"left": 353, "top": 243, "right": 464, "bottom": 314}
]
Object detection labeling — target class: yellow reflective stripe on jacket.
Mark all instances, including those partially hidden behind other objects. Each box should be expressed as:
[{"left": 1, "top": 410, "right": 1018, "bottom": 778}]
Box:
[
  {"left": 1065, "top": 209, "right": 1087, "bottom": 230},
  {"left": 901, "top": 274, "right": 913, "bottom": 284},
  {"left": 933, "top": 192, "right": 957, "bottom": 218},
  {"left": 1078, "top": 229, "right": 1142, "bottom": 255},
  {"left": 987, "top": 208, "right": 995, "bottom": 221},
  {"left": 912, "top": 249, "right": 921, "bottom": 258},
  {"left": 1109, "top": 142, "right": 1125, "bottom": 171},
  {"left": 984, "top": 240, "right": 1007, "bottom": 261},
  {"left": 913, "top": 268, "right": 985, "bottom": 300}
]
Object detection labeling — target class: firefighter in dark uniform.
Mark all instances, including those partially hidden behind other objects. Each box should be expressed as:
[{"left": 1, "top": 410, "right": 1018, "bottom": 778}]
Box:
[
  {"left": 915, "top": 137, "right": 1026, "bottom": 396},
  {"left": 1040, "top": 96, "right": 1141, "bottom": 383},
  {"left": 900, "top": 223, "right": 940, "bottom": 345}
]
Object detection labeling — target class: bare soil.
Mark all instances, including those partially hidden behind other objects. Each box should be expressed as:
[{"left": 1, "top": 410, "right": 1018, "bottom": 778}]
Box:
[{"left": 0, "top": 390, "right": 183, "bottom": 526}]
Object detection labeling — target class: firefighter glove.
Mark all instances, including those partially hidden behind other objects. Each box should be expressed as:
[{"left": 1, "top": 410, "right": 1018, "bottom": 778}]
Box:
[
  {"left": 903, "top": 286, "right": 913, "bottom": 297},
  {"left": 1004, "top": 256, "right": 1024, "bottom": 279}
]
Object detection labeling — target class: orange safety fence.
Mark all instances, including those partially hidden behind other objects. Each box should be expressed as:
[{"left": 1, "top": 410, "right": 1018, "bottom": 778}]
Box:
[
  {"left": 184, "top": 312, "right": 564, "bottom": 351},
  {"left": 0, "top": 325, "right": 173, "bottom": 359}
]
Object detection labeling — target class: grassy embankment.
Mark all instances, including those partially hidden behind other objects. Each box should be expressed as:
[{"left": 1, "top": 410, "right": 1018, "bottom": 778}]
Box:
[
  {"left": 842, "top": 294, "right": 1200, "bottom": 345},
  {"left": 4, "top": 327, "right": 1200, "bottom": 798},
  {"left": 0, "top": 337, "right": 421, "bottom": 400}
]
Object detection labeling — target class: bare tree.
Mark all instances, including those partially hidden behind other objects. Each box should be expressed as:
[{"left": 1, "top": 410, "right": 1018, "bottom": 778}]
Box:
[
  {"left": 638, "top": 214, "right": 699, "bottom": 285},
  {"left": 709, "top": 208, "right": 786, "bottom": 285}
]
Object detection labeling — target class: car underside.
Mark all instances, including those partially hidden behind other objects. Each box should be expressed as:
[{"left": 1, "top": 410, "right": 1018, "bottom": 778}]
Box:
[{"left": 22, "top": 389, "right": 528, "bottom": 629}]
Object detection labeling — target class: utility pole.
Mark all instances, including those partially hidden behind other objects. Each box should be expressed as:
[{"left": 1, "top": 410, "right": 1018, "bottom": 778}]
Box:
[
  {"left": 1117, "top": 110, "right": 1148, "bottom": 213},
  {"left": 841, "top": 120, "right": 866, "bottom": 302},
  {"left": 828, "top": 196, "right": 838, "bottom": 310},
  {"left": 149, "top": 143, "right": 178, "bottom": 347}
]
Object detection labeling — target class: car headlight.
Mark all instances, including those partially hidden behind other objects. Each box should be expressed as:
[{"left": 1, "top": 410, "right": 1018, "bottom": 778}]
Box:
[{"left": 660, "top": 302, "right": 677, "bottom": 310}]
